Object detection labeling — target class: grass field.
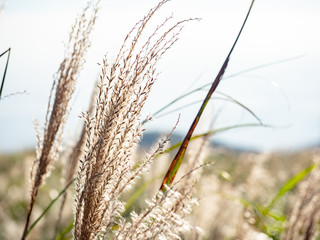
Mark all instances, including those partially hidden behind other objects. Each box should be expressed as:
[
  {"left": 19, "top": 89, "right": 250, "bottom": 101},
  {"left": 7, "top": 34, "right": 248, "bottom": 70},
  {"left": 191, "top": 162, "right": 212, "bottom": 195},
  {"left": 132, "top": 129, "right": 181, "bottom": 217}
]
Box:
[
  {"left": 1, "top": 0, "right": 320, "bottom": 239},
  {"left": 0, "top": 146, "right": 319, "bottom": 239}
]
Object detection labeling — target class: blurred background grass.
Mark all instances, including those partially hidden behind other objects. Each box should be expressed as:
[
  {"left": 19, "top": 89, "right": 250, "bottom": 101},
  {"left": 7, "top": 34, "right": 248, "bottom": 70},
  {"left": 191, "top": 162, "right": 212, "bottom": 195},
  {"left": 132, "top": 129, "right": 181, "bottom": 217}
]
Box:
[{"left": 0, "top": 142, "right": 318, "bottom": 239}]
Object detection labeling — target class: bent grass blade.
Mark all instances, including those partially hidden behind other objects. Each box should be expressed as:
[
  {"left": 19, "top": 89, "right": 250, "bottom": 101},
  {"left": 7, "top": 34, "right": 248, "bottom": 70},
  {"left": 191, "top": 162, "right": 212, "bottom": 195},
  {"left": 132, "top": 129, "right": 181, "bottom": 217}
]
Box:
[
  {"left": 156, "top": 92, "right": 263, "bottom": 125},
  {"left": 153, "top": 55, "right": 304, "bottom": 118}
]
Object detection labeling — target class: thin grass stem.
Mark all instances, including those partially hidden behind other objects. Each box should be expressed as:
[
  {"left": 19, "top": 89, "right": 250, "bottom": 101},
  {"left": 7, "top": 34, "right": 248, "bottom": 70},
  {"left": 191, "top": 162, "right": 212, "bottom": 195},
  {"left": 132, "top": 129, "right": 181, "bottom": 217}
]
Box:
[
  {"left": 0, "top": 47, "right": 11, "bottom": 99},
  {"left": 55, "top": 221, "right": 74, "bottom": 240},
  {"left": 26, "top": 179, "right": 75, "bottom": 238}
]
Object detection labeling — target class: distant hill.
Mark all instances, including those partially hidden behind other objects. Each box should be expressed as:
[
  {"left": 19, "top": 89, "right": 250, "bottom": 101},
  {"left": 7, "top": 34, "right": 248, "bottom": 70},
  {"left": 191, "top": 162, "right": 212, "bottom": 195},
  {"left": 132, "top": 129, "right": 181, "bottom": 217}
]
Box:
[{"left": 139, "top": 131, "right": 259, "bottom": 153}]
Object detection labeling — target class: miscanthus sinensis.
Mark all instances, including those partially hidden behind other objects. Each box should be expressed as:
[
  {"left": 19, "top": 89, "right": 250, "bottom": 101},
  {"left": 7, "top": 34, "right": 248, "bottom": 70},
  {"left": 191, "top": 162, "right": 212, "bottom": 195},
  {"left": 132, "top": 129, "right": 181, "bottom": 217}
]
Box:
[{"left": 73, "top": 1, "right": 199, "bottom": 239}]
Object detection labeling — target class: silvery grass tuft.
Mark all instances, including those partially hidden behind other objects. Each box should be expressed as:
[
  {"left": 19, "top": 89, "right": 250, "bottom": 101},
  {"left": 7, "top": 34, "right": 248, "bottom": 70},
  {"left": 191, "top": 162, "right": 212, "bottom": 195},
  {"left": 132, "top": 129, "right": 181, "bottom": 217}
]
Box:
[
  {"left": 73, "top": 0, "right": 199, "bottom": 239},
  {"left": 54, "top": 85, "right": 98, "bottom": 238},
  {"left": 21, "top": 1, "right": 100, "bottom": 239}
]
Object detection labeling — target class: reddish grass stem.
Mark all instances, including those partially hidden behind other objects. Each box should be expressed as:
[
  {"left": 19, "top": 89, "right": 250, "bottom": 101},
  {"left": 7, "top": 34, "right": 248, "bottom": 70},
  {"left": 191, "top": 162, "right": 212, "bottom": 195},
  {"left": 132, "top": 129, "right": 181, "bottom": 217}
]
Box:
[{"left": 160, "top": 0, "right": 256, "bottom": 191}]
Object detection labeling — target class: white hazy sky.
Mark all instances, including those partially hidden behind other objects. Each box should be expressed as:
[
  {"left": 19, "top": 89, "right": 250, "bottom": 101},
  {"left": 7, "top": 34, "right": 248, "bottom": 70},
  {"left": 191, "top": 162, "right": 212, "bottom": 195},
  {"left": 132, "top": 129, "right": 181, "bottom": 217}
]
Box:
[{"left": 0, "top": 0, "right": 320, "bottom": 152}]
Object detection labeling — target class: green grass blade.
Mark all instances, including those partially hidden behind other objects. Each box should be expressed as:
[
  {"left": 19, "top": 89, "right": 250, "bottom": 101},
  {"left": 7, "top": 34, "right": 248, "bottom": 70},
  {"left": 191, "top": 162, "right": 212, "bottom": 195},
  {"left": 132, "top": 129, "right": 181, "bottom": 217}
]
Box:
[
  {"left": 266, "top": 211, "right": 286, "bottom": 222},
  {"left": 0, "top": 48, "right": 11, "bottom": 99},
  {"left": 153, "top": 87, "right": 200, "bottom": 117},
  {"left": 55, "top": 220, "right": 74, "bottom": 240},
  {"left": 266, "top": 163, "right": 317, "bottom": 210},
  {"left": 216, "top": 91, "right": 263, "bottom": 124},
  {"left": 26, "top": 179, "right": 75, "bottom": 237}
]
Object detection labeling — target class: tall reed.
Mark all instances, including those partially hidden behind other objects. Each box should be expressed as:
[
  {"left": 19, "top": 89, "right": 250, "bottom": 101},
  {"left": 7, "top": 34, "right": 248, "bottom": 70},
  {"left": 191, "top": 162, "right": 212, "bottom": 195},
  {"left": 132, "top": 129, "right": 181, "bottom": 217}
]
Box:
[{"left": 21, "top": 1, "right": 99, "bottom": 239}]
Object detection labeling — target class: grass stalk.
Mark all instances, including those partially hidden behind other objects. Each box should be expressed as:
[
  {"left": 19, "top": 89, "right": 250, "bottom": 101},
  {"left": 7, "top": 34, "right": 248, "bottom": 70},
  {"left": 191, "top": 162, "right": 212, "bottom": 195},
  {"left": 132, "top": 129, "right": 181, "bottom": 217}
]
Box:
[
  {"left": 160, "top": 0, "right": 256, "bottom": 191},
  {"left": 21, "top": 1, "right": 99, "bottom": 239}
]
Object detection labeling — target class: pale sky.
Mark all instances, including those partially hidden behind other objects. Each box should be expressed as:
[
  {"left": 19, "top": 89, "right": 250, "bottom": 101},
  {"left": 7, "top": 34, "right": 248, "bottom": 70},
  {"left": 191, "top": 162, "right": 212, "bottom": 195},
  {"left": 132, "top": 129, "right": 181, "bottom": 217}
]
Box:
[{"left": 1, "top": 0, "right": 320, "bottom": 152}]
